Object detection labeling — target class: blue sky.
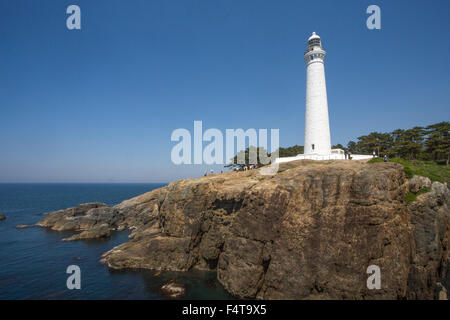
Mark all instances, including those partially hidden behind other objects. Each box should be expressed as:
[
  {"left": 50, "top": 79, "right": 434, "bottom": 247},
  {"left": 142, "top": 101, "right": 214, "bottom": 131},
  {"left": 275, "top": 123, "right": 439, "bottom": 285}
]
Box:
[{"left": 0, "top": 0, "right": 449, "bottom": 182}]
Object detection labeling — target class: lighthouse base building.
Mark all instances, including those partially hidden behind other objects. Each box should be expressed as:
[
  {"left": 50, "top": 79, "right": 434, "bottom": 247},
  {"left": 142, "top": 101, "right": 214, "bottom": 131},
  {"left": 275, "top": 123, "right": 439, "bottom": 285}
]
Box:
[{"left": 276, "top": 32, "right": 372, "bottom": 164}]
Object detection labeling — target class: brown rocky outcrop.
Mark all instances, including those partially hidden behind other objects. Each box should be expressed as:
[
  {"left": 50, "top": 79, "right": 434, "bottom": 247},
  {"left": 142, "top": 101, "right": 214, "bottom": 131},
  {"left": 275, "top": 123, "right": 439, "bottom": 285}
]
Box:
[
  {"left": 409, "top": 175, "right": 432, "bottom": 193},
  {"left": 406, "top": 181, "right": 449, "bottom": 299},
  {"left": 35, "top": 160, "right": 449, "bottom": 299},
  {"left": 61, "top": 223, "right": 111, "bottom": 241},
  {"left": 36, "top": 202, "right": 122, "bottom": 238}
]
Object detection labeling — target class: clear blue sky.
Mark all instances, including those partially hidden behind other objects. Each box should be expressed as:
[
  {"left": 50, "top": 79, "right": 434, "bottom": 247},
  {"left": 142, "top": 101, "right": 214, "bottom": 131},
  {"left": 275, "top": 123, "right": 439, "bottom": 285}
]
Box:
[{"left": 0, "top": 0, "right": 449, "bottom": 182}]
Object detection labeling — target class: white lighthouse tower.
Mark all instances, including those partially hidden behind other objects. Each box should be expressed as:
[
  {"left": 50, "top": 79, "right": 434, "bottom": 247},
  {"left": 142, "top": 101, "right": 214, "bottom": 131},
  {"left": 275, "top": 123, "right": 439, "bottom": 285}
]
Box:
[
  {"left": 275, "top": 32, "right": 373, "bottom": 164},
  {"left": 303, "top": 32, "right": 331, "bottom": 155}
]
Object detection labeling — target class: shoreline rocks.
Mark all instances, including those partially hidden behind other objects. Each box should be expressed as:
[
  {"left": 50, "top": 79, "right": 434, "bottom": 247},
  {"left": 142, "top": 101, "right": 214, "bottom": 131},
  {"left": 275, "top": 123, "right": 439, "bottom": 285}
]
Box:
[
  {"left": 161, "top": 280, "right": 186, "bottom": 298},
  {"left": 62, "top": 223, "right": 111, "bottom": 241},
  {"left": 36, "top": 202, "right": 121, "bottom": 241},
  {"left": 35, "top": 160, "right": 449, "bottom": 299}
]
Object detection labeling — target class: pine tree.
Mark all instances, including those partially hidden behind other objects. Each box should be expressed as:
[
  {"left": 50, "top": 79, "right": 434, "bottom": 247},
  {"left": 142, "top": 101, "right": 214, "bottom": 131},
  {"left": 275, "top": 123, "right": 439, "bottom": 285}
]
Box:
[{"left": 425, "top": 122, "right": 450, "bottom": 165}]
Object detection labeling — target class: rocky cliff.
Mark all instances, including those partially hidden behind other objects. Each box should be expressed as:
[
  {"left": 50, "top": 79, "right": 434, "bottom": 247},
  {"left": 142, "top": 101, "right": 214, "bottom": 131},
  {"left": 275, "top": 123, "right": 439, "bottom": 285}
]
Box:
[{"left": 36, "top": 160, "right": 449, "bottom": 299}]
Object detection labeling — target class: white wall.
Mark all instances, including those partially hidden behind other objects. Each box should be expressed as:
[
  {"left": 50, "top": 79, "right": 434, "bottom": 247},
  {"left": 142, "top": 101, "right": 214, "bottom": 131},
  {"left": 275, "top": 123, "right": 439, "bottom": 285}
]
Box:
[{"left": 275, "top": 153, "right": 373, "bottom": 163}]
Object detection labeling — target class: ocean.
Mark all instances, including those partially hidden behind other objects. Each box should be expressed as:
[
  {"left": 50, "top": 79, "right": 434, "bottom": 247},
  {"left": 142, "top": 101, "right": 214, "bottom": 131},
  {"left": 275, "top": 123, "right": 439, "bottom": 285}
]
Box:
[{"left": 0, "top": 183, "right": 231, "bottom": 300}]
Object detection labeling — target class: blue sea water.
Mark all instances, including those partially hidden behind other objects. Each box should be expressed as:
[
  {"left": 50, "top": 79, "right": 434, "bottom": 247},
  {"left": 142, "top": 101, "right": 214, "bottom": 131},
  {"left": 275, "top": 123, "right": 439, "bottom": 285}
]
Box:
[{"left": 0, "top": 183, "right": 231, "bottom": 300}]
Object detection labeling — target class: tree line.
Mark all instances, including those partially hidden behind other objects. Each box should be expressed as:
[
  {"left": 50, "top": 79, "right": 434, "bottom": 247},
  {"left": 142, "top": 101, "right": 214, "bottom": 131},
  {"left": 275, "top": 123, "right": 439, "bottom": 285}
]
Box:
[
  {"left": 225, "top": 122, "right": 449, "bottom": 168},
  {"left": 334, "top": 121, "right": 449, "bottom": 165}
]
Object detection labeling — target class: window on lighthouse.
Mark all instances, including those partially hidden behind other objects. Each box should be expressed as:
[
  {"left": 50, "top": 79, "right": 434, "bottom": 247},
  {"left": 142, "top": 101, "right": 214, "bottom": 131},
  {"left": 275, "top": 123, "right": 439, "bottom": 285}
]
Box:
[{"left": 312, "top": 144, "right": 315, "bottom": 150}]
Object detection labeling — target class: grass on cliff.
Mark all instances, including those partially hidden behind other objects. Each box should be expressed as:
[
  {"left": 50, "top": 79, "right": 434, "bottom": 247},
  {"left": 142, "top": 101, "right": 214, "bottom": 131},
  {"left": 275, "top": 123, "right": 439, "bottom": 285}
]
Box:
[
  {"left": 405, "top": 187, "right": 431, "bottom": 204},
  {"left": 368, "top": 157, "right": 450, "bottom": 184}
]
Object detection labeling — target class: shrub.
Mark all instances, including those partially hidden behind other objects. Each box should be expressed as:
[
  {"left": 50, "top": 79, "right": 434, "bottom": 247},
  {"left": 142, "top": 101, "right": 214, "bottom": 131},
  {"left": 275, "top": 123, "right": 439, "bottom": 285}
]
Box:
[{"left": 405, "top": 192, "right": 417, "bottom": 203}]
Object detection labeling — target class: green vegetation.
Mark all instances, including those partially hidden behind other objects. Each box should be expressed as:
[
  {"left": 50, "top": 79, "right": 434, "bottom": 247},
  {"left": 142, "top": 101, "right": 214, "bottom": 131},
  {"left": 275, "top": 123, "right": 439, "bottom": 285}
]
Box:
[
  {"left": 225, "top": 146, "right": 271, "bottom": 171},
  {"left": 367, "top": 157, "right": 383, "bottom": 164},
  {"left": 405, "top": 192, "right": 416, "bottom": 203},
  {"left": 405, "top": 186, "right": 432, "bottom": 204},
  {"left": 344, "top": 121, "right": 449, "bottom": 183},
  {"left": 225, "top": 122, "right": 449, "bottom": 177},
  {"left": 277, "top": 145, "right": 304, "bottom": 157},
  {"left": 225, "top": 145, "right": 305, "bottom": 170},
  {"left": 368, "top": 157, "right": 450, "bottom": 183},
  {"left": 345, "top": 122, "right": 449, "bottom": 165}
]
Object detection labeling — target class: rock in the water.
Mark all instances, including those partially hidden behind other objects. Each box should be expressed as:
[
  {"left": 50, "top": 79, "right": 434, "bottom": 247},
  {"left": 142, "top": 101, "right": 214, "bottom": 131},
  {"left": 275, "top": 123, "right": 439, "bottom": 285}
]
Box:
[
  {"left": 36, "top": 202, "right": 121, "bottom": 241},
  {"left": 36, "top": 161, "right": 450, "bottom": 300},
  {"left": 161, "top": 280, "right": 185, "bottom": 298},
  {"left": 0, "top": 214, "right": 6, "bottom": 221},
  {"left": 16, "top": 224, "right": 32, "bottom": 229}
]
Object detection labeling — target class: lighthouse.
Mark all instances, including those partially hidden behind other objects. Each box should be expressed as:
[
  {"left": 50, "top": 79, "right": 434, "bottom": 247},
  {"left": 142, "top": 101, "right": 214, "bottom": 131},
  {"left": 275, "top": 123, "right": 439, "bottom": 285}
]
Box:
[
  {"left": 303, "top": 32, "right": 331, "bottom": 155},
  {"left": 275, "top": 32, "right": 373, "bottom": 164}
]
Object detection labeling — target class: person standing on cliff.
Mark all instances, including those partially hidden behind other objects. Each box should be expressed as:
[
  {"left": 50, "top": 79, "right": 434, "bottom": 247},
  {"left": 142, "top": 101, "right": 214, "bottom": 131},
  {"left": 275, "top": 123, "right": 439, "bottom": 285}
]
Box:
[{"left": 383, "top": 155, "right": 388, "bottom": 162}]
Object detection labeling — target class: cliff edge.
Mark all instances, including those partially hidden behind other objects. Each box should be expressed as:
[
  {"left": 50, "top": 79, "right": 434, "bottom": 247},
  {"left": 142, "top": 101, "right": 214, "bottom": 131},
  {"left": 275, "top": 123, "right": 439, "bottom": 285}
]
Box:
[{"left": 36, "top": 160, "right": 449, "bottom": 299}]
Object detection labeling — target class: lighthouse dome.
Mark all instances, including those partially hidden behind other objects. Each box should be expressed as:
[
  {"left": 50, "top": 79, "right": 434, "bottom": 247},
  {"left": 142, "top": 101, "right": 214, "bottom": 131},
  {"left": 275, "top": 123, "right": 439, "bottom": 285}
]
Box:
[
  {"left": 308, "top": 32, "right": 320, "bottom": 41},
  {"left": 307, "top": 32, "right": 322, "bottom": 49}
]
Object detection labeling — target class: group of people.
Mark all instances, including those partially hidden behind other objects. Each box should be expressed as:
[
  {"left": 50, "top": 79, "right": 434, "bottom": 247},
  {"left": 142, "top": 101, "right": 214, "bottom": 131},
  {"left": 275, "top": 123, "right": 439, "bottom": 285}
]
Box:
[
  {"left": 203, "top": 164, "right": 260, "bottom": 177},
  {"left": 241, "top": 164, "right": 258, "bottom": 171},
  {"left": 203, "top": 169, "right": 223, "bottom": 176},
  {"left": 234, "top": 164, "right": 259, "bottom": 171}
]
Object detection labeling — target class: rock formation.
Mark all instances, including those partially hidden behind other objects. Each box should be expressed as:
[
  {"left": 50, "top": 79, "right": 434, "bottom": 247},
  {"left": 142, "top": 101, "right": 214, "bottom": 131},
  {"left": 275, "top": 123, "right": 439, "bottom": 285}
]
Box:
[
  {"left": 0, "top": 214, "right": 6, "bottom": 221},
  {"left": 15, "top": 224, "right": 33, "bottom": 229},
  {"left": 161, "top": 280, "right": 186, "bottom": 298},
  {"left": 35, "top": 160, "right": 449, "bottom": 299}
]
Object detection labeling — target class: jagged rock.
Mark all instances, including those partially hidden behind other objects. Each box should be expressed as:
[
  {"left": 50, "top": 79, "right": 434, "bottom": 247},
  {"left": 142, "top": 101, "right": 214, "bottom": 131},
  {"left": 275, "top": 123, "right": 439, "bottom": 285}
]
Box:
[
  {"left": 409, "top": 175, "right": 432, "bottom": 193},
  {"left": 101, "top": 161, "right": 412, "bottom": 299},
  {"left": 406, "top": 181, "right": 449, "bottom": 299},
  {"left": 37, "top": 161, "right": 450, "bottom": 299},
  {"left": 0, "top": 214, "right": 6, "bottom": 221},
  {"left": 161, "top": 280, "right": 185, "bottom": 298}
]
